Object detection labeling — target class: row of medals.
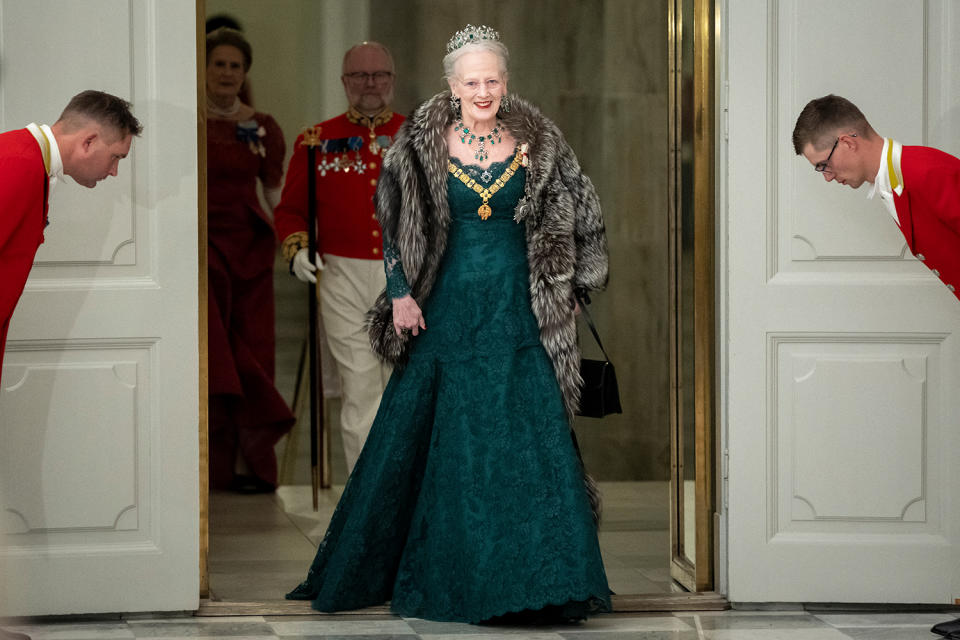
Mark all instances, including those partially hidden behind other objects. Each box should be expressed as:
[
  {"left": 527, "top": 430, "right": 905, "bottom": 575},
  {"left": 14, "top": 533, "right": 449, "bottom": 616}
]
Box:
[{"left": 316, "top": 130, "right": 384, "bottom": 177}]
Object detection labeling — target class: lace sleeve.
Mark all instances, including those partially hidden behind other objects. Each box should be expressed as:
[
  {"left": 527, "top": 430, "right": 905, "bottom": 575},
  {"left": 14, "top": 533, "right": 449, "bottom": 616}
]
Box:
[{"left": 383, "top": 238, "right": 411, "bottom": 299}]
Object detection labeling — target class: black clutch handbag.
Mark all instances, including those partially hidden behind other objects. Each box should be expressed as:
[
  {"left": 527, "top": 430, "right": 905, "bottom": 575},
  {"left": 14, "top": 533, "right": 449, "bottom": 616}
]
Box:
[{"left": 575, "top": 291, "right": 622, "bottom": 418}]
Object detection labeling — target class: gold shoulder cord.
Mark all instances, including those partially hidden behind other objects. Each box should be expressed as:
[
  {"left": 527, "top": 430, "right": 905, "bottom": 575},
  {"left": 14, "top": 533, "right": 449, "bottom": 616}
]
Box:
[
  {"left": 37, "top": 127, "right": 52, "bottom": 174},
  {"left": 448, "top": 149, "right": 522, "bottom": 220}
]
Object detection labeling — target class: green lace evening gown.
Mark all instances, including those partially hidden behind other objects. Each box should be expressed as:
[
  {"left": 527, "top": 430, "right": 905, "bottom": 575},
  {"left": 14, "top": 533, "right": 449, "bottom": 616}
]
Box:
[{"left": 286, "top": 152, "right": 611, "bottom": 623}]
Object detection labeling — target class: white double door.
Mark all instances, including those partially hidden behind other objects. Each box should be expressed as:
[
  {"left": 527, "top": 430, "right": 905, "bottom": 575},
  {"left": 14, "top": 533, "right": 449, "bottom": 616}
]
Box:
[
  {"left": 0, "top": 0, "right": 199, "bottom": 615},
  {"left": 724, "top": 0, "right": 960, "bottom": 603}
]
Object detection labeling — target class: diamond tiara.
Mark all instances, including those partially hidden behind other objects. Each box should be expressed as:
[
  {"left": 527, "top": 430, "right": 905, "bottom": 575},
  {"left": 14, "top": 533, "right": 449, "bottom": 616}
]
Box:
[{"left": 446, "top": 24, "right": 500, "bottom": 54}]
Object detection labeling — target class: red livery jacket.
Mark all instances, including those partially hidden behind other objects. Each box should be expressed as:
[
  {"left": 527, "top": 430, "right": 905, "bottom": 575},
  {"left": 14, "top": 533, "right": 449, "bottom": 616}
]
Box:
[
  {"left": 893, "top": 145, "right": 960, "bottom": 302},
  {"left": 0, "top": 128, "right": 48, "bottom": 377},
  {"left": 275, "top": 108, "right": 405, "bottom": 263}
]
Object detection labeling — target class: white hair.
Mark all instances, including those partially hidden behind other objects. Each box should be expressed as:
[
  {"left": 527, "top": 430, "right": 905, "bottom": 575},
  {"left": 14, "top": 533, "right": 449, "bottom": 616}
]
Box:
[{"left": 442, "top": 40, "right": 510, "bottom": 82}]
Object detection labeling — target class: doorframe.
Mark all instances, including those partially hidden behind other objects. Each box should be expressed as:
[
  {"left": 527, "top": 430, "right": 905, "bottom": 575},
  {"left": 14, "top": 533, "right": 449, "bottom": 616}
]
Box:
[
  {"left": 194, "top": 0, "right": 725, "bottom": 609},
  {"left": 668, "top": 0, "right": 718, "bottom": 593},
  {"left": 197, "top": 0, "right": 210, "bottom": 600},
  {"left": 690, "top": 0, "right": 717, "bottom": 594}
]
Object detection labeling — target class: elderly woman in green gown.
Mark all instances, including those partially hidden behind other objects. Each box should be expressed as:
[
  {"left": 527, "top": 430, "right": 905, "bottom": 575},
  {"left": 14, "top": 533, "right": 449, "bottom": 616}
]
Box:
[{"left": 287, "top": 24, "right": 611, "bottom": 624}]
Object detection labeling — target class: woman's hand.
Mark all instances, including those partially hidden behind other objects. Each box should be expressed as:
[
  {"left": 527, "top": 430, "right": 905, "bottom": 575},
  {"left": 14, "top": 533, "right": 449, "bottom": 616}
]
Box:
[
  {"left": 572, "top": 287, "right": 588, "bottom": 316},
  {"left": 392, "top": 294, "right": 426, "bottom": 336}
]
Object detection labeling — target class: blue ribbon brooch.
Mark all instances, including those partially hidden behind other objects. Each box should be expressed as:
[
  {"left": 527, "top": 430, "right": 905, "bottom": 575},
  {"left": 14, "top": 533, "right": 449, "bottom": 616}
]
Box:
[{"left": 236, "top": 119, "right": 266, "bottom": 157}]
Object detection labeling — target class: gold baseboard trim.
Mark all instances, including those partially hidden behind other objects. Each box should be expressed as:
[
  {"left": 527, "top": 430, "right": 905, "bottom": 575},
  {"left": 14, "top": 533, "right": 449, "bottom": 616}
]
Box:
[
  {"left": 196, "top": 593, "right": 728, "bottom": 617},
  {"left": 613, "top": 591, "right": 728, "bottom": 611}
]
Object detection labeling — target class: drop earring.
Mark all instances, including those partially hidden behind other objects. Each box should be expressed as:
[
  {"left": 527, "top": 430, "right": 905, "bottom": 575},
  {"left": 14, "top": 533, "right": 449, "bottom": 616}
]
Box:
[{"left": 450, "top": 94, "right": 462, "bottom": 118}]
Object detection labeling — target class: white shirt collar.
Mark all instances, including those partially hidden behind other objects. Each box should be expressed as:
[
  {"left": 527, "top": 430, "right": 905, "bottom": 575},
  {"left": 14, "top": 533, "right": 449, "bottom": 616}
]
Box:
[
  {"left": 867, "top": 137, "right": 903, "bottom": 225},
  {"left": 867, "top": 138, "right": 889, "bottom": 200},
  {"left": 25, "top": 122, "right": 64, "bottom": 187}
]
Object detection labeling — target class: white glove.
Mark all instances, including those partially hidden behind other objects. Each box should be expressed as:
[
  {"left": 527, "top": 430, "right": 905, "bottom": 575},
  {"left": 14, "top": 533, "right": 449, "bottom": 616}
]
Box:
[{"left": 291, "top": 247, "right": 324, "bottom": 283}]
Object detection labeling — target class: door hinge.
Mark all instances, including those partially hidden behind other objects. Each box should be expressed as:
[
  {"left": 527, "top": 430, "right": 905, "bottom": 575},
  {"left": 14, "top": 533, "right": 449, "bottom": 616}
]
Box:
[
  {"left": 721, "top": 448, "right": 730, "bottom": 509},
  {"left": 722, "top": 80, "right": 730, "bottom": 141}
]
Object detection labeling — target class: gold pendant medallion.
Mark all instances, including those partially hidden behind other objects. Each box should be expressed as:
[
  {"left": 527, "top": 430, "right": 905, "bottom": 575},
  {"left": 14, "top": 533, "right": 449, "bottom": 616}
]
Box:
[{"left": 478, "top": 203, "right": 492, "bottom": 220}]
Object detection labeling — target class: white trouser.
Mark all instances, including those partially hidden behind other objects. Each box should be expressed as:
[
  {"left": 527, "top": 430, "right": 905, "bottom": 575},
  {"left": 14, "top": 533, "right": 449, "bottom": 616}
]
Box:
[{"left": 319, "top": 254, "right": 392, "bottom": 473}]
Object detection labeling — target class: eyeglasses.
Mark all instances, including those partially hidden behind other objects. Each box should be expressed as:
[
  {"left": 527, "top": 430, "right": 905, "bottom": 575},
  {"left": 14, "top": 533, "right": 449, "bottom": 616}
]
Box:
[
  {"left": 814, "top": 134, "right": 856, "bottom": 173},
  {"left": 343, "top": 71, "right": 393, "bottom": 84}
]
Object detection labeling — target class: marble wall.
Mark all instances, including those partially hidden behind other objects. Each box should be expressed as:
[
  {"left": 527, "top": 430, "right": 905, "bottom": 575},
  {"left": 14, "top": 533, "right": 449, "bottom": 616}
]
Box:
[{"left": 205, "top": 0, "right": 670, "bottom": 480}]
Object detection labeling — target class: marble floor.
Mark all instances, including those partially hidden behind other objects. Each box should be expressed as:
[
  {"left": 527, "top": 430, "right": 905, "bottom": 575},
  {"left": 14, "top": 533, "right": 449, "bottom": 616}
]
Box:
[{"left": 5, "top": 609, "right": 958, "bottom": 639}]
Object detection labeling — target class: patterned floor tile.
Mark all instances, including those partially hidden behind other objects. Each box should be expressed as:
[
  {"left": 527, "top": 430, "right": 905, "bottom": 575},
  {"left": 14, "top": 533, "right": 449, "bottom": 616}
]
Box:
[
  {"left": 703, "top": 630, "right": 854, "bottom": 640},
  {"left": 262, "top": 616, "right": 396, "bottom": 623},
  {"left": 400, "top": 619, "right": 482, "bottom": 635},
  {"left": 815, "top": 612, "right": 956, "bottom": 627},
  {"left": 696, "top": 614, "right": 830, "bottom": 630},
  {"left": 836, "top": 627, "right": 943, "bottom": 640},
  {"left": 276, "top": 635, "right": 417, "bottom": 640},
  {"left": 127, "top": 618, "right": 275, "bottom": 637},
  {"left": 268, "top": 620, "right": 416, "bottom": 636},
  {"left": 0, "top": 622, "right": 135, "bottom": 640},
  {"left": 134, "top": 637, "right": 276, "bottom": 640},
  {"left": 415, "top": 634, "right": 564, "bottom": 640},
  {"left": 557, "top": 616, "right": 694, "bottom": 633},
  {"left": 12, "top": 609, "right": 957, "bottom": 640},
  {"left": 559, "top": 631, "right": 699, "bottom": 640},
  {"left": 406, "top": 614, "right": 694, "bottom": 637}
]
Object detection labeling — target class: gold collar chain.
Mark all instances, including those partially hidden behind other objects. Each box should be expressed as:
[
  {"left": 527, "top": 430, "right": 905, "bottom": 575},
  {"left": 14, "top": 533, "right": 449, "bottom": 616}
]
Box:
[
  {"left": 448, "top": 150, "right": 523, "bottom": 220},
  {"left": 346, "top": 105, "right": 394, "bottom": 128},
  {"left": 347, "top": 106, "right": 394, "bottom": 154}
]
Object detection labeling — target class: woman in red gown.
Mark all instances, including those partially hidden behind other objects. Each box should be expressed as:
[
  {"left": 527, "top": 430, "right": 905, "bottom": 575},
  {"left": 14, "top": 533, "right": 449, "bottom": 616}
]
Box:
[{"left": 205, "top": 27, "right": 294, "bottom": 492}]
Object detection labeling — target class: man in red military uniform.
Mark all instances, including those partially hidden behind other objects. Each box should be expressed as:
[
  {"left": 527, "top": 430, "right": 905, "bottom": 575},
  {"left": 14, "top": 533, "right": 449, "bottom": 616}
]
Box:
[
  {"left": 0, "top": 90, "right": 141, "bottom": 383},
  {"left": 0, "top": 90, "right": 141, "bottom": 640},
  {"left": 793, "top": 94, "right": 960, "bottom": 303},
  {"left": 275, "top": 42, "right": 404, "bottom": 473},
  {"left": 794, "top": 94, "right": 960, "bottom": 639}
]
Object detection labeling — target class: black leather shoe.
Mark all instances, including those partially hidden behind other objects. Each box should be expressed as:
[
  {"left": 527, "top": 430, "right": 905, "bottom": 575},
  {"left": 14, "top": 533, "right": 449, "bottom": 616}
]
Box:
[
  {"left": 230, "top": 474, "right": 276, "bottom": 494},
  {"left": 931, "top": 617, "right": 960, "bottom": 639}
]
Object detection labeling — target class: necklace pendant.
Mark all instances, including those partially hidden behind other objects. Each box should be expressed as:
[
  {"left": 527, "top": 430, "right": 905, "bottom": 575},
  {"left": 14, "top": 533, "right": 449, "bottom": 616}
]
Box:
[
  {"left": 476, "top": 138, "right": 488, "bottom": 162},
  {"left": 478, "top": 203, "right": 492, "bottom": 220},
  {"left": 480, "top": 169, "right": 493, "bottom": 183}
]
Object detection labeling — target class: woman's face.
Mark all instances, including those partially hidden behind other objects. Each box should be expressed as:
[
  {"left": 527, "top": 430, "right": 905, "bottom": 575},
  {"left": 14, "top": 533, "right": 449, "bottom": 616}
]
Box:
[
  {"left": 206, "top": 45, "right": 247, "bottom": 102},
  {"left": 450, "top": 50, "right": 507, "bottom": 126}
]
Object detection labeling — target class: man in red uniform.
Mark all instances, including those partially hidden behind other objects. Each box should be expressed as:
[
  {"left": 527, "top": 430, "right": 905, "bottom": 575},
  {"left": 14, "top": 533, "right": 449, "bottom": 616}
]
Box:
[
  {"left": 793, "top": 94, "right": 960, "bottom": 303},
  {"left": 0, "top": 90, "right": 142, "bottom": 382},
  {"left": 275, "top": 42, "right": 404, "bottom": 473},
  {"left": 0, "top": 90, "right": 141, "bottom": 640},
  {"left": 795, "top": 94, "right": 960, "bottom": 638}
]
